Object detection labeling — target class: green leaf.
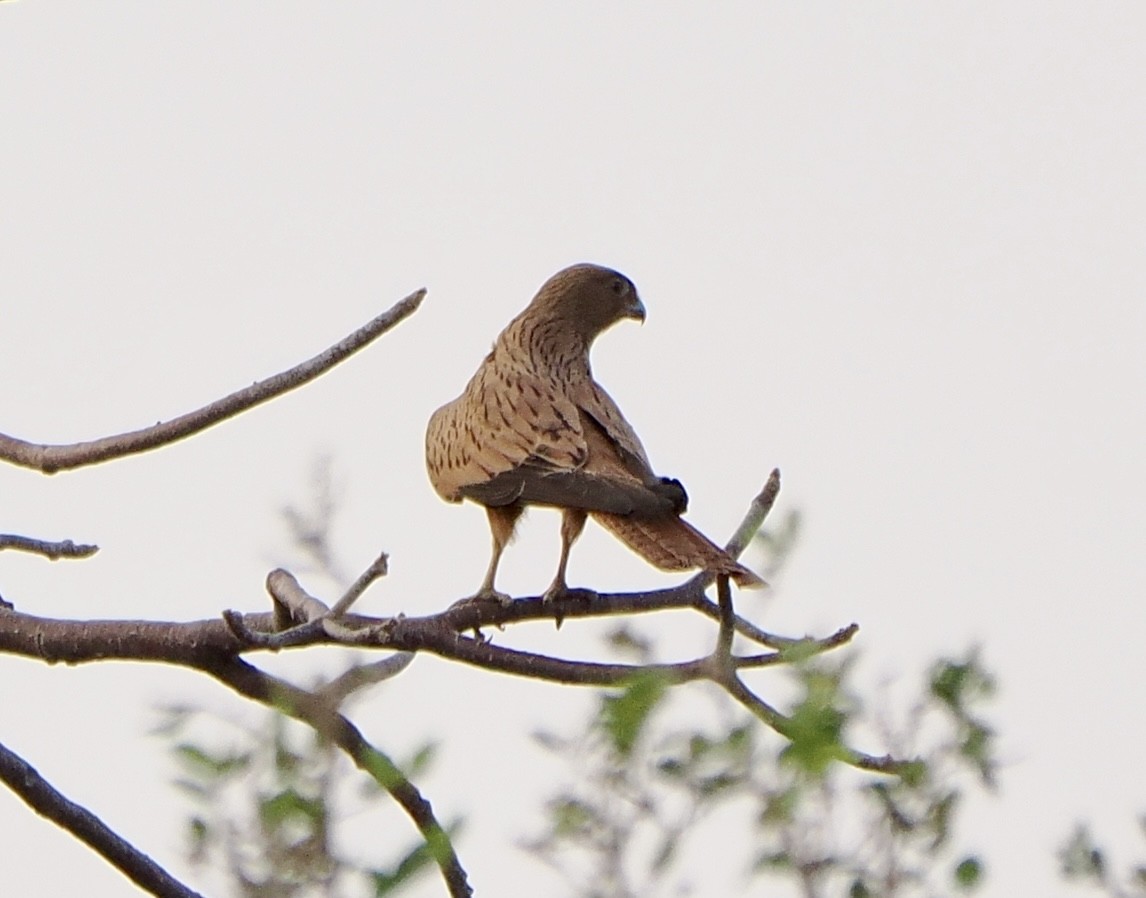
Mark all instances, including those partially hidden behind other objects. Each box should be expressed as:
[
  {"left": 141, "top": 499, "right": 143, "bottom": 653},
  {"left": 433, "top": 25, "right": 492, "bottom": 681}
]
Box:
[
  {"left": 1059, "top": 824, "right": 1106, "bottom": 882},
  {"left": 929, "top": 653, "right": 994, "bottom": 713},
  {"left": 780, "top": 670, "right": 849, "bottom": 776},
  {"left": 403, "top": 742, "right": 439, "bottom": 779},
  {"left": 927, "top": 790, "right": 960, "bottom": 848},
  {"left": 724, "top": 724, "right": 753, "bottom": 755},
  {"left": 849, "top": 878, "right": 873, "bottom": 898},
  {"left": 259, "top": 788, "right": 323, "bottom": 830},
  {"left": 953, "top": 856, "right": 983, "bottom": 890},
  {"left": 361, "top": 746, "right": 408, "bottom": 792},
  {"left": 549, "top": 797, "right": 598, "bottom": 839},
  {"left": 186, "top": 816, "right": 210, "bottom": 852},
  {"left": 897, "top": 759, "right": 929, "bottom": 788},
  {"left": 688, "top": 733, "right": 713, "bottom": 760},
  {"left": 776, "top": 639, "right": 820, "bottom": 665},
  {"left": 371, "top": 839, "right": 437, "bottom": 895},
  {"left": 173, "top": 743, "right": 249, "bottom": 779},
  {"left": 753, "top": 850, "right": 792, "bottom": 871},
  {"left": 758, "top": 786, "right": 799, "bottom": 827},
  {"left": 599, "top": 671, "right": 669, "bottom": 757}
]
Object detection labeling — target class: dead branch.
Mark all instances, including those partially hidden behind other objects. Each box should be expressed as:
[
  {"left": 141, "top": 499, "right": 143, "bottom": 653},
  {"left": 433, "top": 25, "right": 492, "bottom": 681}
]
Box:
[
  {"left": 0, "top": 534, "right": 99, "bottom": 560},
  {"left": 0, "top": 740, "right": 205, "bottom": 898},
  {"left": 0, "top": 289, "right": 425, "bottom": 473}
]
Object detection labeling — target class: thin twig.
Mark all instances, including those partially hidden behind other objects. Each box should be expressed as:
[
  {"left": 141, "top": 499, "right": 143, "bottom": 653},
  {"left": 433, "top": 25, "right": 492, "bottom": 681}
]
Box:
[
  {"left": 0, "top": 740, "right": 205, "bottom": 898},
  {"left": 318, "top": 653, "right": 416, "bottom": 706},
  {"left": 0, "top": 289, "right": 425, "bottom": 473},
  {"left": 722, "top": 672, "right": 794, "bottom": 737},
  {"left": 0, "top": 534, "right": 99, "bottom": 559},
  {"left": 689, "top": 468, "right": 782, "bottom": 592},
  {"left": 726, "top": 468, "right": 782, "bottom": 558},
  {"left": 331, "top": 552, "right": 389, "bottom": 616}
]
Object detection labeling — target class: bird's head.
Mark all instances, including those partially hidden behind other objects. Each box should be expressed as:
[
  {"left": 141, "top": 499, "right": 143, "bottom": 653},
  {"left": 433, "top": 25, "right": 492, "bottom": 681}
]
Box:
[{"left": 529, "top": 263, "right": 646, "bottom": 341}]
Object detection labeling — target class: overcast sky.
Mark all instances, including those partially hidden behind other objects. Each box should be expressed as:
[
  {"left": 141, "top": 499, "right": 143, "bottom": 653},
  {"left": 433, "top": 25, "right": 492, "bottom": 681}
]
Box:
[{"left": 2, "top": 4, "right": 1144, "bottom": 897}]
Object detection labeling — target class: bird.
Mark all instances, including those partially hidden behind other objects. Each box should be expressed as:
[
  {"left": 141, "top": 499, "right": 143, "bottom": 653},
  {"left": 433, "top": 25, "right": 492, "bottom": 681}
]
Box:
[{"left": 425, "top": 263, "right": 764, "bottom": 601}]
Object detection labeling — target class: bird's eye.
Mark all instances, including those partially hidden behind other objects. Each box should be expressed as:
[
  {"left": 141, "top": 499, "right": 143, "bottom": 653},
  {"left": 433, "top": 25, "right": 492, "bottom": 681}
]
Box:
[{"left": 611, "top": 279, "right": 629, "bottom": 296}]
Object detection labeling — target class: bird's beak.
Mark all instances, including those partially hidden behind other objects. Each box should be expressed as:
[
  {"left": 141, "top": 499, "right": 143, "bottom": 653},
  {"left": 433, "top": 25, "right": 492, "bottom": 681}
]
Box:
[{"left": 626, "top": 296, "right": 647, "bottom": 323}]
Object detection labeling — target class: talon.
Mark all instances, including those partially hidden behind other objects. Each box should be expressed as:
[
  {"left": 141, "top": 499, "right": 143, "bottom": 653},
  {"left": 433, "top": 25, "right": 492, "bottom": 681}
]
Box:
[{"left": 542, "top": 583, "right": 568, "bottom": 603}]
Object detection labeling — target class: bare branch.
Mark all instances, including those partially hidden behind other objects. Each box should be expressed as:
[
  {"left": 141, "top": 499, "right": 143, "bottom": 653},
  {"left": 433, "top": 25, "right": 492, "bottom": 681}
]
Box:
[
  {"left": 0, "top": 739, "right": 204, "bottom": 898},
  {"left": 331, "top": 552, "right": 389, "bottom": 616},
  {"left": 721, "top": 670, "right": 794, "bottom": 737},
  {"left": 265, "top": 567, "right": 331, "bottom": 625},
  {"left": 726, "top": 468, "right": 782, "bottom": 559},
  {"left": 0, "top": 289, "right": 425, "bottom": 474},
  {"left": 688, "top": 467, "right": 782, "bottom": 592},
  {"left": 0, "top": 534, "right": 99, "bottom": 560},
  {"left": 715, "top": 573, "right": 735, "bottom": 662},
  {"left": 317, "top": 653, "right": 416, "bottom": 706},
  {"left": 0, "top": 473, "right": 899, "bottom": 782},
  {"left": 0, "top": 605, "right": 855, "bottom": 678}
]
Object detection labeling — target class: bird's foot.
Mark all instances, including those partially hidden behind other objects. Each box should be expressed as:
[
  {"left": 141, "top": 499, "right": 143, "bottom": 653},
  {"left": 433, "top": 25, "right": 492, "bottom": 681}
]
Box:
[
  {"left": 541, "top": 582, "right": 569, "bottom": 603},
  {"left": 450, "top": 587, "right": 514, "bottom": 610}
]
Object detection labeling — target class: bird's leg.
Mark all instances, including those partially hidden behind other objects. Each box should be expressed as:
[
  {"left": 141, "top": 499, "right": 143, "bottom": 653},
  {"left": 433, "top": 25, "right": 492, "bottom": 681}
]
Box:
[
  {"left": 471, "top": 504, "right": 523, "bottom": 605},
  {"left": 543, "top": 508, "right": 587, "bottom": 601}
]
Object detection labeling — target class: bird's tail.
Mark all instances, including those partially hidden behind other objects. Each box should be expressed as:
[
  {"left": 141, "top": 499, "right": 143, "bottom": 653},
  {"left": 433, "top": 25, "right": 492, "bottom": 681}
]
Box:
[{"left": 591, "top": 512, "right": 766, "bottom": 588}]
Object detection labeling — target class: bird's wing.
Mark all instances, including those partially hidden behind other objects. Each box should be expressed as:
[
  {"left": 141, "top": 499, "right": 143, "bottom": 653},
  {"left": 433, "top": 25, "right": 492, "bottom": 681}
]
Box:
[
  {"left": 427, "top": 359, "right": 682, "bottom": 516},
  {"left": 426, "top": 360, "right": 586, "bottom": 502},
  {"left": 459, "top": 410, "right": 682, "bottom": 516},
  {"left": 572, "top": 379, "right": 656, "bottom": 475}
]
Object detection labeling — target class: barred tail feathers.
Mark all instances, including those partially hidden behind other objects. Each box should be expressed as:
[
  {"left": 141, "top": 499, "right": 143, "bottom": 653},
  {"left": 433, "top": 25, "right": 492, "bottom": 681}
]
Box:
[{"left": 591, "top": 512, "right": 765, "bottom": 588}]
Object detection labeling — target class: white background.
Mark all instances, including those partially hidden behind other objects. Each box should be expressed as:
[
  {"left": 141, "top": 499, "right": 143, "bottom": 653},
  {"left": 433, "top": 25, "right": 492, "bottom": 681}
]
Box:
[{"left": 2, "top": 3, "right": 1144, "bottom": 896}]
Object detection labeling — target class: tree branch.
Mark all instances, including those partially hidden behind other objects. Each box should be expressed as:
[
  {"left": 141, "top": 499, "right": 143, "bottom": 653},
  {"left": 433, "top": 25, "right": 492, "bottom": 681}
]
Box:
[
  {"left": 715, "top": 574, "right": 736, "bottom": 662},
  {"left": 688, "top": 467, "right": 781, "bottom": 590},
  {"left": 194, "top": 656, "right": 471, "bottom": 898},
  {"left": 0, "top": 289, "right": 425, "bottom": 474},
  {"left": 0, "top": 463, "right": 906, "bottom": 897},
  {"left": 0, "top": 739, "right": 205, "bottom": 898},
  {"left": 0, "top": 534, "right": 99, "bottom": 560}
]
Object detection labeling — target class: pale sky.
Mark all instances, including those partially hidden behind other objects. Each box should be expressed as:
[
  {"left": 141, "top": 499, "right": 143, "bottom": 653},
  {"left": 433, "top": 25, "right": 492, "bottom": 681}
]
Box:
[{"left": 2, "top": 3, "right": 1145, "bottom": 897}]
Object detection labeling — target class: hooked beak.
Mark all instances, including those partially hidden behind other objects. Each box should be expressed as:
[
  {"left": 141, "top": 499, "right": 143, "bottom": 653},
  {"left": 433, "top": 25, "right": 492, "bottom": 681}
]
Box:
[{"left": 626, "top": 295, "right": 647, "bottom": 323}]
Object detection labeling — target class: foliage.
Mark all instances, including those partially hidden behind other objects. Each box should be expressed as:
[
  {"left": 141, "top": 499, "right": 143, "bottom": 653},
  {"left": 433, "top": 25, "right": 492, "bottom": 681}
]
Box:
[
  {"left": 1059, "top": 820, "right": 1146, "bottom": 898},
  {"left": 523, "top": 643, "right": 995, "bottom": 898},
  {"left": 522, "top": 518, "right": 996, "bottom": 898},
  {"left": 156, "top": 703, "right": 444, "bottom": 898}
]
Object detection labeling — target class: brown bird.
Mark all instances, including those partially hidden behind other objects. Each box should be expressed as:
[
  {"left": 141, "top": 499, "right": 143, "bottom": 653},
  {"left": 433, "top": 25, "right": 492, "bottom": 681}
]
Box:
[{"left": 425, "top": 263, "right": 764, "bottom": 600}]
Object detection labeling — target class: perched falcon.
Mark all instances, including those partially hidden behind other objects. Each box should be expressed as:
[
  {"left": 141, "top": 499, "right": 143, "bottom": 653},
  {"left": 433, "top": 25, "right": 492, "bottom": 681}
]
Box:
[{"left": 425, "top": 263, "right": 764, "bottom": 600}]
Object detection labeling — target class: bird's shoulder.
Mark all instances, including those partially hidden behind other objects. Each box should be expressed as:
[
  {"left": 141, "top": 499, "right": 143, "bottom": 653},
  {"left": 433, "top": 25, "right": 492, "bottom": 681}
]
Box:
[{"left": 425, "top": 344, "right": 589, "bottom": 501}]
